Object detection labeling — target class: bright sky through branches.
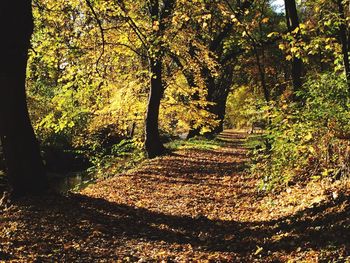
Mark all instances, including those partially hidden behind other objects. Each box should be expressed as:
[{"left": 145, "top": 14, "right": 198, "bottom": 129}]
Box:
[{"left": 271, "top": 0, "right": 285, "bottom": 13}]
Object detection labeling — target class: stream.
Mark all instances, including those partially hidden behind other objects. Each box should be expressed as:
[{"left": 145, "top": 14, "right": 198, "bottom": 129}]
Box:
[{"left": 49, "top": 171, "right": 95, "bottom": 193}]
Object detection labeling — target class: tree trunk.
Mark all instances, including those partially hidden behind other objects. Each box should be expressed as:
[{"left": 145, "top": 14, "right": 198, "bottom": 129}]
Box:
[
  {"left": 285, "top": 0, "right": 303, "bottom": 98},
  {"left": 145, "top": 58, "right": 166, "bottom": 158},
  {"left": 186, "top": 65, "right": 233, "bottom": 138},
  {"left": 0, "top": 0, "right": 47, "bottom": 196},
  {"left": 187, "top": 127, "right": 201, "bottom": 139},
  {"left": 179, "top": 67, "right": 202, "bottom": 139},
  {"left": 253, "top": 44, "right": 270, "bottom": 102},
  {"left": 213, "top": 94, "right": 229, "bottom": 134},
  {"left": 204, "top": 65, "right": 233, "bottom": 137},
  {"left": 337, "top": 0, "right": 350, "bottom": 90},
  {"left": 129, "top": 122, "right": 136, "bottom": 138},
  {"left": 205, "top": 88, "right": 230, "bottom": 137}
]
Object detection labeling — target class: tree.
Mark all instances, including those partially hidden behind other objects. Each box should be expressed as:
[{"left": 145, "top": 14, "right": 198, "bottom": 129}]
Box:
[
  {"left": 284, "top": 0, "right": 303, "bottom": 98},
  {"left": 144, "top": 0, "right": 176, "bottom": 158},
  {"left": 0, "top": 0, "right": 47, "bottom": 196},
  {"left": 29, "top": 0, "right": 184, "bottom": 159},
  {"left": 169, "top": 1, "right": 240, "bottom": 137},
  {"left": 336, "top": 0, "right": 350, "bottom": 89},
  {"left": 173, "top": 0, "right": 267, "bottom": 137},
  {"left": 109, "top": 0, "right": 176, "bottom": 158}
]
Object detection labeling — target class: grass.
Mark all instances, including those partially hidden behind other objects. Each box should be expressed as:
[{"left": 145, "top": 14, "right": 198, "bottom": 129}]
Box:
[
  {"left": 166, "top": 136, "right": 225, "bottom": 151},
  {"left": 245, "top": 133, "right": 267, "bottom": 150}
]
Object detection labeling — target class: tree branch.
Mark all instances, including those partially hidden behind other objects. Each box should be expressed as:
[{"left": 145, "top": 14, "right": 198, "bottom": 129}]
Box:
[{"left": 84, "top": 0, "right": 105, "bottom": 74}]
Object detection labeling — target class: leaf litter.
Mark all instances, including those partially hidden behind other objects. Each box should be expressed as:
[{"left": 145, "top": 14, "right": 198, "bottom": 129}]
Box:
[{"left": 1, "top": 130, "right": 350, "bottom": 262}]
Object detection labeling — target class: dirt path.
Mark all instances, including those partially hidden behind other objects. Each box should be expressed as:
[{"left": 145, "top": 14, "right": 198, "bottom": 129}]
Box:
[{"left": 0, "top": 130, "right": 349, "bottom": 262}]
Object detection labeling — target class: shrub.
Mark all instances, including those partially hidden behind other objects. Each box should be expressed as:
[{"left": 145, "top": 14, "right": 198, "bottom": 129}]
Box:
[{"left": 253, "top": 73, "right": 350, "bottom": 191}]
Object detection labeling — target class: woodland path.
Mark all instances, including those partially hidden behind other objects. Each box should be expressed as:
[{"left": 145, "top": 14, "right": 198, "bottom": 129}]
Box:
[{"left": 0, "top": 130, "right": 349, "bottom": 262}]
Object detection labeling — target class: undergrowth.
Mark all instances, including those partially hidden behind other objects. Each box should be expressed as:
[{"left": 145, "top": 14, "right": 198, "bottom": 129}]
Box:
[{"left": 250, "top": 73, "right": 350, "bottom": 192}]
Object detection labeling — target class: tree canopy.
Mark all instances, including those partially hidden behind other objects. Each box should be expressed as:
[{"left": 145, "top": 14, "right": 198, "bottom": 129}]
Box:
[{"left": 0, "top": 0, "right": 350, "bottom": 201}]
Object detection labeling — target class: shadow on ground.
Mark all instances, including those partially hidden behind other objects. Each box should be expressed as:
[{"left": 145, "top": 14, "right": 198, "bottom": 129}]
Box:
[
  {"left": 1, "top": 192, "right": 349, "bottom": 262},
  {"left": 1, "top": 130, "right": 349, "bottom": 262}
]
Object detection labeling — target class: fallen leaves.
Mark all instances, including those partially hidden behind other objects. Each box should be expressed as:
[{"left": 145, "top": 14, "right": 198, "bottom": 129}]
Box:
[{"left": 0, "top": 130, "right": 349, "bottom": 262}]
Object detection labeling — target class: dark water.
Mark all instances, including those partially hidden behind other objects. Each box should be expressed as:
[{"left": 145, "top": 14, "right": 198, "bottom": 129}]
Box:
[
  {"left": 49, "top": 171, "right": 95, "bottom": 193},
  {"left": 0, "top": 170, "right": 95, "bottom": 193}
]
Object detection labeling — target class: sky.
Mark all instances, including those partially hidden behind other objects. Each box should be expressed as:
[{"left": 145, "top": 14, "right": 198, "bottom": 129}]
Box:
[{"left": 271, "top": 0, "right": 285, "bottom": 13}]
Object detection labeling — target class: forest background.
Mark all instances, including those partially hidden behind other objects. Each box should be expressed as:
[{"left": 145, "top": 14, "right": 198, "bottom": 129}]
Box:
[{"left": 1, "top": 0, "right": 350, "bottom": 195}]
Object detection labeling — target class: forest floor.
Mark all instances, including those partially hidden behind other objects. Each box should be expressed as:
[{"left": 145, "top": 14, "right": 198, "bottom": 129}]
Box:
[{"left": 1, "top": 130, "right": 350, "bottom": 262}]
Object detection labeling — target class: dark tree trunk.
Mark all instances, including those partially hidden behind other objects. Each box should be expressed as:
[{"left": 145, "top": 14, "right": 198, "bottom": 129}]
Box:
[
  {"left": 173, "top": 19, "right": 239, "bottom": 138},
  {"left": 285, "top": 0, "right": 303, "bottom": 98},
  {"left": 204, "top": 65, "right": 233, "bottom": 137},
  {"left": 187, "top": 127, "right": 201, "bottom": 139},
  {"left": 0, "top": 0, "right": 47, "bottom": 196},
  {"left": 202, "top": 69, "right": 218, "bottom": 137},
  {"left": 186, "top": 65, "right": 233, "bottom": 138},
  {"left": 129, "top": 122, "right": 136, "bottom": 138},
  {"left": 182, "top": 72, "right": 203, "bottom": 139},
  {"left": 145, "top": 58, "right": 166, "bottom": 158},
  {"left": 205, "top": 87, "right": 230, "bottom": 137},
  {"left": 253, "top": 46, "right": 270, "bottom": 102},
  {"left": 213, "top": 93, "right": 229, "bottom": 134},
  {"left": 144, "top": 0, "right": 175, "bottom": 157},
  {"left": 337, "top": 0, "right": 350, "bottom": 90}
]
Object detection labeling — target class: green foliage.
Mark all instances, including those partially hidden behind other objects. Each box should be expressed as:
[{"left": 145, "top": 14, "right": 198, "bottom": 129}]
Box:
[
  {"left": 167, "top": 137, "right": 224, "bottom": 151},
  {"left": 225, "top": 85, "right": 266, "bottom": 129},
  {"left": 27, "top": 0, "right": 220, "bottom": 161},
  {"left": 20, "top": 0, "right": 350, "bottom": 195},
  {"left": 253, "top": 73, "right": 350, "bottom": 191},
  {"left": 87, "top": 138, "right": 146, "bottom": 179},
  {"left": 111, "top": 139, "right": 139, "bottom": 157}
]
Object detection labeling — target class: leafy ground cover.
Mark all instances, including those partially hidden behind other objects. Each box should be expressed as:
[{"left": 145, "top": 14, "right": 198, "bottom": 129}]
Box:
[{"left": 1, "top": 130, "right": 350, "bottom": 262}]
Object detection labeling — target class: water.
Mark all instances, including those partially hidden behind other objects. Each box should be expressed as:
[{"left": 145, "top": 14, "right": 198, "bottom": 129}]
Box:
[
  {"left": 0, "top": 170, "right": 94, "bottom": 193},
  {"left": 49, "top": 171, "right": 95, "bottom": 193}
]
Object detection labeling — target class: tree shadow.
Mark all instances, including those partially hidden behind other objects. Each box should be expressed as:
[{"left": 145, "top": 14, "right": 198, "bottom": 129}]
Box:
[
  {"left": 128, "top": 148, "right": 249, "bottom": 190},
  {"left": 0, "top": 251, "right": 11, "bottom": 261},
  {"left": 3, "top": 192, "right": 349, "bottom": 261},
  {"left": 2, "top": 130, "right": 349, "bottom": 260}
]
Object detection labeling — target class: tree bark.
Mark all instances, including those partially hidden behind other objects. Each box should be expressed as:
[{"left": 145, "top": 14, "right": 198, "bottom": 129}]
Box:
[
  {"left": 186, "top": 65, "right": 233, "bottom": 138},
  {"left": 207, "top": 84, "right": 230, "bottom": 136},
  {"left": 0, "top": 0, "right": 47, "bottom": 196},
  {"left": 284, "top": 0, "right": 303, "bottom": 98},
  {"left": 144, "top": 0, "right": 175, "bottom": 157},
  {"left": 186, "top": 127, "right": 201, "bottom": 139},
  {"left": 253, "top": 44, "right": 270, "bottom": 102},
  {"left": 207, "top": 99, "right": 228, "bottom": 136},
  {"left": 145, "top": 58, "right": 166, "bottom": 158},
  {"left": 337, "top": 0, "right": 350, "bottom": 90}
]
